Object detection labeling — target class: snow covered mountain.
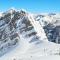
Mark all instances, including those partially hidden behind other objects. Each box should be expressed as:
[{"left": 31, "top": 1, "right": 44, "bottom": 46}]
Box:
[
  {"left": 0, "top": 9, "right": 60, "bottom": 60},
  {"left": 34, "top": 13, "right": 60, "bottom": 43}
]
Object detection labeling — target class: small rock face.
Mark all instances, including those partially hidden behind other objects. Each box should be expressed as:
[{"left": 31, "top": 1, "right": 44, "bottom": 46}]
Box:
[{"left": 44, "top": 23, "right": 60, "bottom": 44}]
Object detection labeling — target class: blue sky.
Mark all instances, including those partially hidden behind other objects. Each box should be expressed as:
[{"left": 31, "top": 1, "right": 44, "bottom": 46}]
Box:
[{"left": 0, "top": 0, "right": 60, "bottom": 13}]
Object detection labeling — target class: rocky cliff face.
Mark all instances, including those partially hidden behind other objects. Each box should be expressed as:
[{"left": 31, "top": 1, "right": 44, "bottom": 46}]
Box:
[{"left": 0, "top": 9, "right": 21, "bottom": 56}]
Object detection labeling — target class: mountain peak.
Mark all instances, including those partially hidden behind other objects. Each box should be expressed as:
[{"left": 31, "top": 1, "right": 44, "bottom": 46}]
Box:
[{"left": 8, "top": 8, "right": 16, "bottom": 14}]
